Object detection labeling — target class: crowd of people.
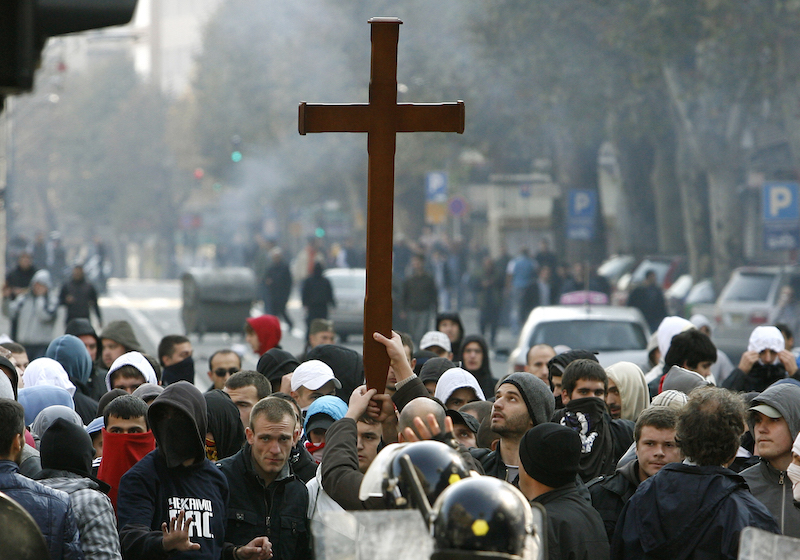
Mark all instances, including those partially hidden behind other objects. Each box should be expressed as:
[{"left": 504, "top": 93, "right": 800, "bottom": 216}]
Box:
[
  {"left": 2, "top": 231, "right": 800, "bottom": 560},
  {"left": 0, "top": 290, "right": 797, "bottom": 559}
]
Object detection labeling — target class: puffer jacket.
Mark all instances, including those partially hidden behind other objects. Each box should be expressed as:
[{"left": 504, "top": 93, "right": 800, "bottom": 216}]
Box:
[
  {"left": 0, "top": 460, "right": 83, "bottom": 560},
  {"left": 37, "top": 471, "right": 121, "bottom": 560}
]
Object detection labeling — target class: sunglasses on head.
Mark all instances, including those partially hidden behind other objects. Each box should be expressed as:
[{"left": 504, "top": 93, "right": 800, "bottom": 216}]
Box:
[{"left": 214, "top": 367, "right": 239, "bottom": 377}]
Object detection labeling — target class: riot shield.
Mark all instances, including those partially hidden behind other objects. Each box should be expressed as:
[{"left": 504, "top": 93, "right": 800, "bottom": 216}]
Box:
[
  {"left": 315, "top": 510, "right": 432, "bottom": 560},
  {"left": 0, "top": 491, "right": 49, "bottom": 560},
  {"left": 738, "top": 526, "right": 800, "bottom": 559}
]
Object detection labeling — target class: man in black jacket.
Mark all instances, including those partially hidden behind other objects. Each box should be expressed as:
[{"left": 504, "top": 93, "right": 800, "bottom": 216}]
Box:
[
  {"left": 217, "top": 397, "right": 311, "bottom": 560},
  {"left": 117, "top": 381, "right": 270, "bottom": 560},
  {"left": 470, "top": 372, "right": 555, "bottom": 483},
  {"left": 588, "top": 406, "right": 682, "bottom": 541},
  {"left": 518, "top": 423, "right": 609, "bottom": 560}
]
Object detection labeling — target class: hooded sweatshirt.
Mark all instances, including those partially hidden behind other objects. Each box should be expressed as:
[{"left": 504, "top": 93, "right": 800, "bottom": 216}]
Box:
[
  {"left": 434, "top": 367, "right": 486, "bottom": 406},
  {"left": 18, "top": 385, "right": 75, "bottom": 425},
  {"left": 741, "top": 382, "right": 800, "bottom": 537},
  {"left": 257, "top": 348, "right": 300, "bottom": 387},
  {"left": 204, "top": 390, "right": 245, "bottom": 461},
  {"left": 66, "top": 318, "right": 108, "bottom": 401},
  {"left": 99, "top": 320, "right": 143, "bottom": 353},
  {"left": 605, "top": 362, "right": 650, "bottom": 421},
  {"left": 305, "top": 344, "right": 365, "bottom": 401},
  {"left": 6, "top": 269, "right": 57, "bottom": 347},
  {"left": 23, "top": 357, "right": 76, "bottom": 396},
  {"left": 117, "top": 381, "right": 230, "bottom": 560},
  {"left": 660, "top": 365, "right": 711, "bottom": 395},
  {"left": 436, "top": 311, "right": 465, "bottom": 361},
  {"left": 246, "top": 314, "right": 282, "bottom": 355},
  {"left": 46, "top": 334, "right": 99, "bottom": 423},
  {"left": 459, "top": 334, "right": 495, "bottom": 399},
  {"left": 105, "top": 351, "right": 159, "bottom": 391}
]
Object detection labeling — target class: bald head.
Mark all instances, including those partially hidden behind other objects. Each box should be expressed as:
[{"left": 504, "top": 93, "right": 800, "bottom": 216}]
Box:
[{"left": 398, "top": 397, "right": 447, "bottom": 439}]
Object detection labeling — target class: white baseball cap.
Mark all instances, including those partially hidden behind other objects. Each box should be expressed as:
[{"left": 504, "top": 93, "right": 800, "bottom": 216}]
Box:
[
  {"left": 291, "top": 360, "right": 342, "bottom": 392},
  {"left": 420, "top": 331, "right": 452, "bottom": 353}
]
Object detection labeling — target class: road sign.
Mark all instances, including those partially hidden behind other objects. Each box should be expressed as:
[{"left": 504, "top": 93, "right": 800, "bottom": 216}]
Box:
[
  {"left": 566, "top": 189, "right": 597, "bottom": 240},
  {"left": 448, "top": 196, "right": 467, "bottom": 217},
  {"left": 425, "top": 171, "right": 448, "bottom": 203},
  {"left": 763, "top": 182, "right": 799, "bottom": 222},
  {"left": 763, "top": 182, "right": 800, "bottom": 250}
]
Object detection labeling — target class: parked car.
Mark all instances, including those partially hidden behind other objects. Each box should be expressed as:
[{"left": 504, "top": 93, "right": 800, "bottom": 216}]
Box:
[
  {"left": 712, "top": 265, "right": 800, "bottom": 358},
  {"left": 614, "top": 255, "right": 688, "bottom": 305},
  {"left": 597, "top": 254, "right": 636, "bottom": 287},
  {"left": 324, "top": 267, "right": 366, "bottom": 341},
  {"left": 508, "top": 305, "right": 651, "bottom": 373}
]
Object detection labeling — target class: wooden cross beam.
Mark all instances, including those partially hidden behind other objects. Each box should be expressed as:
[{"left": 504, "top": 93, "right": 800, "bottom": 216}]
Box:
[{"left": 299, "top": 17, "right": 464, "bottom": 393}]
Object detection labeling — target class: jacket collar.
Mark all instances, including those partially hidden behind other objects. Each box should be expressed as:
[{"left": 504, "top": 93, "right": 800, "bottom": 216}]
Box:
[
  {"left": 0, "top": 460, "right": 19, "bottom": 474},
  {"left": 758, "top": 457, "right": 786, "bottom": 481},
  {"left": 619, "top": 458, "right": 641, "bottom": 487},
  {"left": 533, "top": 482, "right": 578, "bottom": 505}
]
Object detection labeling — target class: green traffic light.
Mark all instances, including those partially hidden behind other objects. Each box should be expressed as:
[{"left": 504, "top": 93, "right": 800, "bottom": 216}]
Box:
[
  {"left": 231, "top": 150, "right": 243, "bottom": 163},
  {"left": 315, "top": 228, "right": 325, "bottom": 238}
]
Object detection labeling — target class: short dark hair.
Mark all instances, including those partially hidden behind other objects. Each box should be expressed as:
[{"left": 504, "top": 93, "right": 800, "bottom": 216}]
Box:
[
  {"left": 663, "top": 329, "right": 717, "bottom": 371},
  {"left": 776, "top": 323, "right": 793, "bottom": 340},
  {"left": 109, "top": 365, "right": 147, "bottom": 387},
  {"left": 561, "top": 359, "right": 607, "bottom": 396},
  {"left": 104, "top": 394, "right": 149, "bottom": 428},
  {"left": 249, "top": 397, "right": 296, "bottom": 431},
  {"left": 225, "top": 371, "right": 271, "bottom": 400},
  {"left": 158, "top": 335, "right": 190, "bottom": 365},
  {"left": 208, "top": 349, "right": 241, "bottom": 372},
  {"left": 0, "top": 342, "right": 25, "bottom": 354},
  {"left": 0, "top": 399, "right": 25, "bottom": 456},
  {"left": 399, "top": 332, "right": 414, "bottom": 355},
  {"left": 634, "top": 406, "right": 679, "bottom": 443},
  {"left": 676, "top": 386, "right": 745, "bottom": 466},
  {"left": 269, "top": 392, "right": 302, "bottom": 422}
]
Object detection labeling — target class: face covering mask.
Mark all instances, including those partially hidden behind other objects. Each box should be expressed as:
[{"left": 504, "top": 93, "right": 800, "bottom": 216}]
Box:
[
  {"left": 787, "top": 462, "right": 800, "bottom": 502},
  {"left": 162, "top": 356, "right": 195, "bottom": 385},
  {"left": 305, "top": 440, "right": 325, "bottom": 464}
]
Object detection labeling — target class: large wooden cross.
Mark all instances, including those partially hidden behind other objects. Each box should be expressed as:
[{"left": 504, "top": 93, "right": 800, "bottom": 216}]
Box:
[{"left": 299, "top": 17, "right": 464, "bottom": 393}]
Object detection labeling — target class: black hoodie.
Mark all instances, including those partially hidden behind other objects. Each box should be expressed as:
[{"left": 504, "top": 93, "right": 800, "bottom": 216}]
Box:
[
  {"left": 460, "top": 334, "right": 495, "bottom": 398},
  {"left": 305, "top": 344, "right": 365, "bottom": 401},
  {"left": 436, "top": 311, "right": 465, "bottom": 361},
  {"left": 117, "top": 382, "right": 233, "bottom": 560}
]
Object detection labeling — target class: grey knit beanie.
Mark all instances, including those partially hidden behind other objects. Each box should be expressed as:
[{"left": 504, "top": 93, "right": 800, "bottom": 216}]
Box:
[{"left": 499, "top": 372, "right": 555, "bottom": 426}]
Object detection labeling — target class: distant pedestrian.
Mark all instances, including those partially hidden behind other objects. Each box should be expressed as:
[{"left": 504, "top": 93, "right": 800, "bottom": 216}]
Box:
[
  {"left": 400, "top": 254, "right": 438, "bottom": 344},
  {"left": 266, "top": 247, "right": 294, "bottom": 331},
  {"left": 59, "top": 265, "right": 102, "bottom": 329},
  {"left": 506, "top": 248, "right": 536, "bottom": 334},
  {"left": 3, "top": 270, "right": 57, "bottom": 359},
  {"left": 475, "top": 256, "right": 504, "bottom": 347},
  {"left": 301, "top": 262, "right": 335, "bottom": 338},
  {"left": 626, "top": 270, "right": 667, "bottom": 333}
]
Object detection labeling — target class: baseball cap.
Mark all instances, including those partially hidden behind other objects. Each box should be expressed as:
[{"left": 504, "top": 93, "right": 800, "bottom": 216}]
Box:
[
  {"left": 420, "top": 331, "right": 452, "bottom": 353},
  {"left": 446, "top": 409, "right": 480, "bottom": 434},
  {"left": 305, "top": 413, "right": 336, "bottom": 435},
  {"left": 291, "top": 360, "right": 342, "bottom": 392},
  {"left": 750, "top": 403, "right": 782, "bottom": 419}
]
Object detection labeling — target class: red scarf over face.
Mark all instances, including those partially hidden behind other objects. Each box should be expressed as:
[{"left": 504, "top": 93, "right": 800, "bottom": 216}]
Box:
[{"left": 97, "top": 428, "right": 156, "bottom": 510}]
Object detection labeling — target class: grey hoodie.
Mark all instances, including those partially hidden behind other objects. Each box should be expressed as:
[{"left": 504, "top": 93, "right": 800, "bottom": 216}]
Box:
[{"left": 741, "top": 381, "right": 800, "bottom": 537}]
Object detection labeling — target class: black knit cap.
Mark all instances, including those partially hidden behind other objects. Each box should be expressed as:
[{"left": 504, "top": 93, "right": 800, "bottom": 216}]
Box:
[
  {"left": 38, "top": 417, "right": 110, "bottom": 492},
  {"left": 519, "top": 423, "right": 581, "bottom": 488}
]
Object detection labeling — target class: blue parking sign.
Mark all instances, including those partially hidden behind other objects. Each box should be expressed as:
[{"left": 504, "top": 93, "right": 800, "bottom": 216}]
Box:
[
  {"left": 763, "top": 182, "right": 799, "bottom": 222},
  {"left": 425, "top": 172, "right": 448, "bottom": 203},
  {"left": 566, "top": 189, "right": 597, "bottom": 240}
]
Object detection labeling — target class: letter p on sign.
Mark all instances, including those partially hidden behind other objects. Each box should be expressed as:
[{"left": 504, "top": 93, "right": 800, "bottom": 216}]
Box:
[{"left": 764, "top": 182, "right": 799, "bottom": 222}]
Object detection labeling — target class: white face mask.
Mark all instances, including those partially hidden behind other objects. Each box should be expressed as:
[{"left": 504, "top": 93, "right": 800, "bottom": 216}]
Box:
[{"left": 787, "top": 462, "right": 800, "bottom": 502}]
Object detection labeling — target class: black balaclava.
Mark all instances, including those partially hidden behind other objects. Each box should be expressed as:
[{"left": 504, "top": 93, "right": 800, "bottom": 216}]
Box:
[
  {"left": 148, "top": 381, "right": 207, "bottom": 468},
  {"left": 204, "top": 389, "right": 245, "bottom": 460},
  {"left": 559, "top": 396, "right": 614, "bottom": 482}
]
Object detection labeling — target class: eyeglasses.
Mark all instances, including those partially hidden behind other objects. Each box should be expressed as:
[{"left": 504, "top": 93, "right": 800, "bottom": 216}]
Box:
[{"left": 214, "top": 367, "right": 239, "bottom": 377}]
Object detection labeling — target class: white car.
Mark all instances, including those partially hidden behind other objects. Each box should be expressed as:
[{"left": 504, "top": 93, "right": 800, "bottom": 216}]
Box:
[
  {"left": 509, "top": 305, "right": 651, "bottom": 373},
  {"left": 324, "top": 268, "right": 366, "bottom": 341}
]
